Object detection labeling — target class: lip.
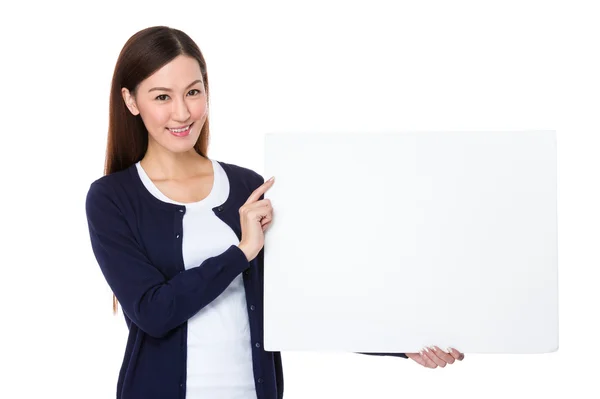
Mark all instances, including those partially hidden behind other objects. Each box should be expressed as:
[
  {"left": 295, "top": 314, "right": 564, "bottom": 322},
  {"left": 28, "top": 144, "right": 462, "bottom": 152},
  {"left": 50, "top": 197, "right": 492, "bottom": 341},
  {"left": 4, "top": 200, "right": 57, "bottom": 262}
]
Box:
[
  {"left": 167, "top": 123, "right": 192, "bottom": 130},
  {"left": 167, "top": 122, "right": 194, "bottom": 137}
]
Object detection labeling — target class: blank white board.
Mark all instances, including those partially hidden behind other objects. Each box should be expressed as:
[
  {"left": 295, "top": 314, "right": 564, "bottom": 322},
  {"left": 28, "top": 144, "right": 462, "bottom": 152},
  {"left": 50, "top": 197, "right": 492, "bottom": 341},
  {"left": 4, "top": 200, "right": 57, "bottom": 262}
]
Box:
[{"left": 263, "top": 131, "right": 558, "bottom": 354}]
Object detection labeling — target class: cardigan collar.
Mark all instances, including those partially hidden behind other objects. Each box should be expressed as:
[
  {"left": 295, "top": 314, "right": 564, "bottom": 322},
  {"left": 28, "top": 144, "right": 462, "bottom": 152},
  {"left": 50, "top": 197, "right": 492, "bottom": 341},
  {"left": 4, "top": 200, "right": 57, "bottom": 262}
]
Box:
[{"left": 127, "top": 160, "right": 239, "bottom": 214}]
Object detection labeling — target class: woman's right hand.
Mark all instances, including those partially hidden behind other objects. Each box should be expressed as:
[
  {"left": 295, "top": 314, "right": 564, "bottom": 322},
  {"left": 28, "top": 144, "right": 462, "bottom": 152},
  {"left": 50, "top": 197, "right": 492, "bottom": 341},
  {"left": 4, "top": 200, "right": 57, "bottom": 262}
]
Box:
[{"left": 237, "top": 176, "right": 275, "bottom": 262}]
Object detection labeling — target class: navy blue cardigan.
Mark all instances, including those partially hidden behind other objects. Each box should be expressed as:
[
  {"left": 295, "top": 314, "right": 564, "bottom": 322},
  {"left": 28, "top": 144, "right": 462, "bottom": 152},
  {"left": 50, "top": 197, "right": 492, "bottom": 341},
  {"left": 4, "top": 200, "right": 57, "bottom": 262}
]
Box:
[{"left": 85, "top": 160, "right": 405, "bottom": 399}]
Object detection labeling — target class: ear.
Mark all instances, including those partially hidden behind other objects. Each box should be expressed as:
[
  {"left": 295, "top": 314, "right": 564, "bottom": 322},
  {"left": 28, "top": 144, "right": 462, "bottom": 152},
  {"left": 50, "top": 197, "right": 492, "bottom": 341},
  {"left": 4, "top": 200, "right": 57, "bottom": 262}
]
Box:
[{"left": 121, "top": 87, "right": 140, "bottom": 116}]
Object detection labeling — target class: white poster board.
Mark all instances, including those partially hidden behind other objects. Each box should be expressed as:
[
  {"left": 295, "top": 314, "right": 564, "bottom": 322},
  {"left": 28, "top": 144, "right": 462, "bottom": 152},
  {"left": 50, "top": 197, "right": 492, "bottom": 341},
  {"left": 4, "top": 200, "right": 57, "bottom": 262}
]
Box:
[{"left": 263, "top": 131, "right": 558, "bottom": 354}]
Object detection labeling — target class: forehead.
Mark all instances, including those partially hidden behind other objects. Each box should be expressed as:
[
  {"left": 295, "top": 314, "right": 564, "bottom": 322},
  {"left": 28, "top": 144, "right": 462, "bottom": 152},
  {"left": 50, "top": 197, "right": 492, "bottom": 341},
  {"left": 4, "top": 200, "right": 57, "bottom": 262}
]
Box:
[{"left": 141, "top": 55, "right": 202, "bottom": 87}]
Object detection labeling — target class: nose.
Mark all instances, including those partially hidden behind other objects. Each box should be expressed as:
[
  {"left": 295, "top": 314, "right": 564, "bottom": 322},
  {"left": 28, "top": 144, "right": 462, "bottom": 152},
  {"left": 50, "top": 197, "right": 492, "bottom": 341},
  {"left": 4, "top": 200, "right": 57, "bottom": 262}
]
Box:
[{"left": 172, "top": 97, "right": 191, "bottom": 122}]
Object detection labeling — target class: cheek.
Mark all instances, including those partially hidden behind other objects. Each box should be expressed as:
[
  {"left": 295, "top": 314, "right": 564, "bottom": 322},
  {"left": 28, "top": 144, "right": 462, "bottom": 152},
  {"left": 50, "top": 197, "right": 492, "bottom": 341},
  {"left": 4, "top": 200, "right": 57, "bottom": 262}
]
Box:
[
  {"left": 145, "top": 107, "right": 171, "bottom": 128},
  {"left": 190, "top": 102, "right": 208, "bottom": 119}
]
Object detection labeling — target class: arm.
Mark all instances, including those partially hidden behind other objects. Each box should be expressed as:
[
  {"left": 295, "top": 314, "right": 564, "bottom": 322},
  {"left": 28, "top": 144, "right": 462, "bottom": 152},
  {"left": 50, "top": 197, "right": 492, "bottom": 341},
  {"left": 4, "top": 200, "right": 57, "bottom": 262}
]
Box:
[{"left": 85, "top": 181, "right": 249, "bottom": 338}]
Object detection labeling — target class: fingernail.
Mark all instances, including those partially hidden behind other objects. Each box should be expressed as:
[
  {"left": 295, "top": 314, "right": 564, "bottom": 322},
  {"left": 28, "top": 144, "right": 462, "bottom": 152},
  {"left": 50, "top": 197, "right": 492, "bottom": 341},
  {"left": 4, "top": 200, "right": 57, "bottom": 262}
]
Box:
[
  {"left": 429, "top": 346, "right": 436, "bottom": 352},
  {"left": 267, "top": 176, "right": 274, "bottom": 182},
  {"left": 447, "top": 347, "right": 453, "bottom": 353}
]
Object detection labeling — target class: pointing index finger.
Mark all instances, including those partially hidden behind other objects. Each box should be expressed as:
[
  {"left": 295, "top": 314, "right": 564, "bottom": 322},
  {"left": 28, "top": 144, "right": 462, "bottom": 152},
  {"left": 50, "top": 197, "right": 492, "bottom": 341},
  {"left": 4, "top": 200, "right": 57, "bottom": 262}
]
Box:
[{"left": 245, "top": 177, "right": 274, "bottom": 205}]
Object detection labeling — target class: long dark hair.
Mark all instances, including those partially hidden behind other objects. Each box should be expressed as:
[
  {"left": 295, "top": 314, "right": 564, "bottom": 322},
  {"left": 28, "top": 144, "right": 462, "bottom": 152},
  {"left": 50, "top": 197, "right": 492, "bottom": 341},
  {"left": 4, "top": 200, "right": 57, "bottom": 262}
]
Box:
[{"left": 105, "top": 26, "right": 211, "bottom": 315}]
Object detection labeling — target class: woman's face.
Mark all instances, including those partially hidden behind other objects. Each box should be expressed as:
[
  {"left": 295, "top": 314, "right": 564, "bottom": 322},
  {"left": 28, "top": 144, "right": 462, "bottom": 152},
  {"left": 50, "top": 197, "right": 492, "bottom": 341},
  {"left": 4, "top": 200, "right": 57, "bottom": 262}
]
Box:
[{"left": 121, "top": 55, "right": 208, "bottom": 154}]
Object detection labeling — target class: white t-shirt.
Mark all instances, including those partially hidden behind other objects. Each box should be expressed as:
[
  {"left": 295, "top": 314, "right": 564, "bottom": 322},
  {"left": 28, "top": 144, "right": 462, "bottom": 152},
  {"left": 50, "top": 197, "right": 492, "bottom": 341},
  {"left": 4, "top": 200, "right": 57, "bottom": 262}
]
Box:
[{"left": 136, "top": 158, "right": 257, "bottom": 399}]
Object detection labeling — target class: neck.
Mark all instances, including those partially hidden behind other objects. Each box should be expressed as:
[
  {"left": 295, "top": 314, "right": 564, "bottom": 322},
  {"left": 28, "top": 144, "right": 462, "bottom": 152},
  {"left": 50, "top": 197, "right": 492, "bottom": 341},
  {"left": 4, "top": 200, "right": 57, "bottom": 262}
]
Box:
[{"left": 141, "top": 145, "right": 208, "bottom": 181}]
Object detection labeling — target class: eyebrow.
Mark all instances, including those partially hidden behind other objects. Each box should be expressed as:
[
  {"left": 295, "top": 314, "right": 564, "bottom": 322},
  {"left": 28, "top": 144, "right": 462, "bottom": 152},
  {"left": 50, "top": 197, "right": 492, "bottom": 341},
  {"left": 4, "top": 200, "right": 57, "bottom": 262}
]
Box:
[{"left": 148, "top": 79, "right": 203, "bottom": 93}]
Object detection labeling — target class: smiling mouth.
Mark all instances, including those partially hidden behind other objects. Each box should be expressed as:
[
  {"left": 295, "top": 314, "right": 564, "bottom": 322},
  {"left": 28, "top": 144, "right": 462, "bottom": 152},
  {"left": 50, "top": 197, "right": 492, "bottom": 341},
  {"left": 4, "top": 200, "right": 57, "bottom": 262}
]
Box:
[
  {"left": 166, "top": 122, "right": 195, "bottom": 137},
  {"left": 167, "top": 123, "right": 192, "bottom": 133}
]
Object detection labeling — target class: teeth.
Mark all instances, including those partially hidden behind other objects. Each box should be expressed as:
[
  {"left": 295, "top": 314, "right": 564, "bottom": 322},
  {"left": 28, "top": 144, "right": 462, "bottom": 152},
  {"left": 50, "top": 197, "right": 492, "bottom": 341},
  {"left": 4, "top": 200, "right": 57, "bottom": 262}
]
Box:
[{"left": 169, "top": 125, "right": 190, "bottom": 133}]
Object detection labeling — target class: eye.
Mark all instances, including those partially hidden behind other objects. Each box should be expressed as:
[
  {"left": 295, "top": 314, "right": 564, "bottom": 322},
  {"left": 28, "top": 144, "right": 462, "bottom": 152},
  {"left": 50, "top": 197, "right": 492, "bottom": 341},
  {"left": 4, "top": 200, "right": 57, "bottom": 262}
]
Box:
[{"left": 155, "top": 89, "right": 201, "bottom": 101}]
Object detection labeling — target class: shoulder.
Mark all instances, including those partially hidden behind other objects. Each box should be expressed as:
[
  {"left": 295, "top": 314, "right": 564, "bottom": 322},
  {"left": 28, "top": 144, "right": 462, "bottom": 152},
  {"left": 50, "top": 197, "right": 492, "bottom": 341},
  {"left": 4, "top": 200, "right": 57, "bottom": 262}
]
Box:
[
  {"left": 215, "top": 160, "right": 264, "bottom": 191},
  {"left": 88, "top": 166, "right": 132, "bottom": 192},
  {"left": 85, "top": 177, "right": 120, "bottom": 219},
  {"left": 85, "top": 167, "right": 134, "bottom": 217}
]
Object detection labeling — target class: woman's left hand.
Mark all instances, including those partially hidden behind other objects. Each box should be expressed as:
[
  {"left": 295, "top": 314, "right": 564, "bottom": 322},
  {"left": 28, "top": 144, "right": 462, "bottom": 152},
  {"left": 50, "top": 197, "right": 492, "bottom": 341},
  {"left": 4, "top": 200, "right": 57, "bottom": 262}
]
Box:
[{"left": 405, "top": 346, "right": 465, "bottom": 368}]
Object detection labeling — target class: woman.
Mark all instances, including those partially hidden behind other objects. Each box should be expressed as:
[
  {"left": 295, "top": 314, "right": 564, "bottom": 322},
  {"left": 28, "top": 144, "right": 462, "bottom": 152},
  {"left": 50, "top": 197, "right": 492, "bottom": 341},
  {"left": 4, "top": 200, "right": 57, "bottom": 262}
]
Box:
[{"left": 85, "top": 26, "right": 464, "bottom": 399}]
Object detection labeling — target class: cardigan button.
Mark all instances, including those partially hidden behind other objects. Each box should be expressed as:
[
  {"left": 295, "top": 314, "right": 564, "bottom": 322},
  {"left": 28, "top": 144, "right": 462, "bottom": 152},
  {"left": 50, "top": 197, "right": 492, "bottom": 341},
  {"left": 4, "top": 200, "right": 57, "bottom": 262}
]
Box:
[
  {"left": 255, "top": 342, "right": 261, "bottom": 348},
  {"left": 217, "top": 206, "right": 224, "bottom": 212},
  {"left": 250, "top": 305, "right": 255, "bottom": 311},
  {"left": 244, "top": 270, "right": 250, "bottom": 276},
  {"left": 257, "top": 378, "right": 264, "bottom": 384}
]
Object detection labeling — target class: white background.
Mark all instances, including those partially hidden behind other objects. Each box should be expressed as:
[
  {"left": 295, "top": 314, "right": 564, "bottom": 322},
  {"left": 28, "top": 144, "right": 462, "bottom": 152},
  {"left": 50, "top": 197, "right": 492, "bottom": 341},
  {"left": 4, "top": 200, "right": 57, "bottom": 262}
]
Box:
[{"left": 0, "top": 0, "right": 597, "bottom": 398}]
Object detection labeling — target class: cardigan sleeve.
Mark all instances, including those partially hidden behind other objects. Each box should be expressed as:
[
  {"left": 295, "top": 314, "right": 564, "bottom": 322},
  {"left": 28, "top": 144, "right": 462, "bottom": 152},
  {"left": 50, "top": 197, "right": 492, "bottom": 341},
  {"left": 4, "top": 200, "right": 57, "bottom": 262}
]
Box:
[{"left": 85, "top": 181, "right": 250, "bottom": 338}]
